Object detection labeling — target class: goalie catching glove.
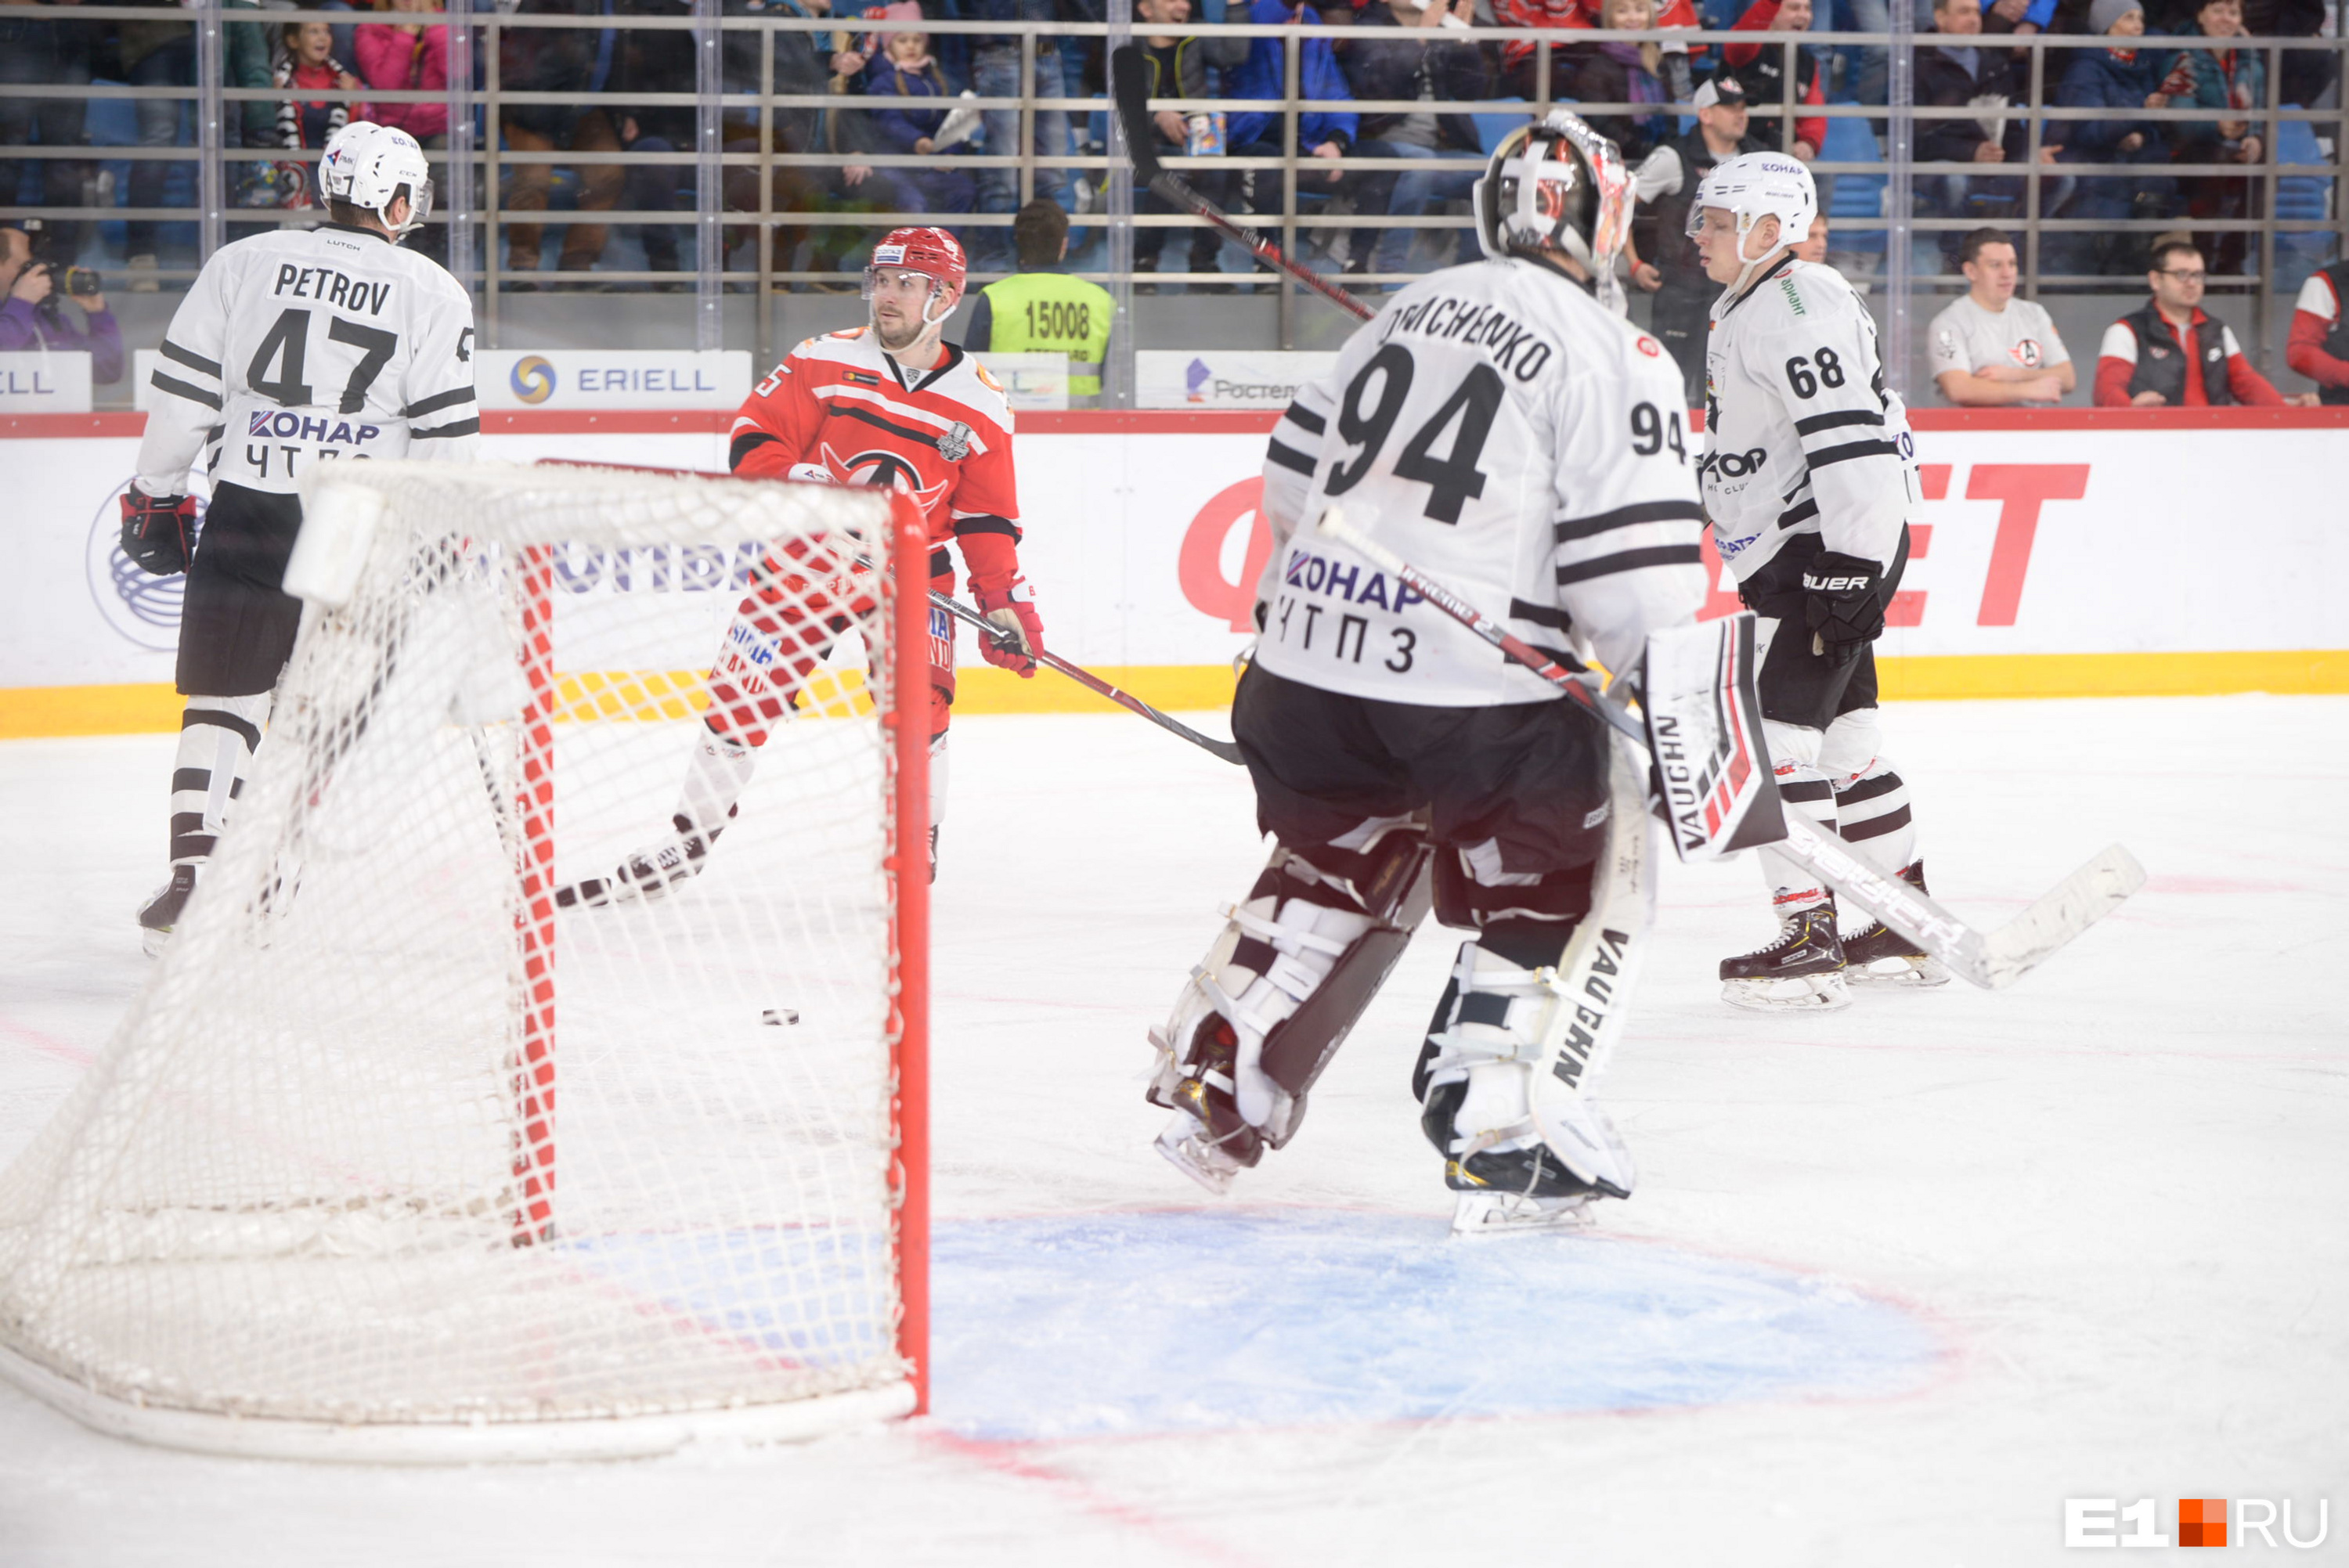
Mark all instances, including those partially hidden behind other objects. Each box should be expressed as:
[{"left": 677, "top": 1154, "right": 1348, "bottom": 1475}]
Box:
[
  {"left": 120, "top": 488, "right": 200, "bottom": 576},
  {"left": 1801, "top": 550, "right": 1885, "bottom": 668},
  {"left": 975, "top": 579, "right": 1043, "bottom": 676}
]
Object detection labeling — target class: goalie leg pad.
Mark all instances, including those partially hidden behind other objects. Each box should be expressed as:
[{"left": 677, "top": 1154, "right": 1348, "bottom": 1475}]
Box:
[
  {"left": 1148, "top": 820, "right": 1431, "bottom": 1166},
  {"left": 1415, "top": 736, "right": 1654, "bottom": 1207}
]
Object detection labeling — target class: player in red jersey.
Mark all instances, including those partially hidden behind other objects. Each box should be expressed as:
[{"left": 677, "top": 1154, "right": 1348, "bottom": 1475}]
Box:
[{"left": 566, "top": 227, "right": 1040, "bottom": 898}]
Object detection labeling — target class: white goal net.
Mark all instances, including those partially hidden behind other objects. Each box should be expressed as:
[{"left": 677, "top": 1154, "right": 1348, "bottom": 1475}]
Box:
[{"left": 0, "top": 460, "right": 932, "bottom": 1461}]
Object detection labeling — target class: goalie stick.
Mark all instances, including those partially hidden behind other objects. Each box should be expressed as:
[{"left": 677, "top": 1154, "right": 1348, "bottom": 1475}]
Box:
[
  {"left": 1110, "top": 45, "right": 1376, "bottom": 325},
  {"left": 1312, "top": 508, "right": 2145, "bottom": 992}
]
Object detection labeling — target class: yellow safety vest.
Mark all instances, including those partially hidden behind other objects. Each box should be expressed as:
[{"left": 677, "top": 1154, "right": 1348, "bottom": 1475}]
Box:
[{"left": 980, "top": 271, "right": 1114, "bottom": 402}]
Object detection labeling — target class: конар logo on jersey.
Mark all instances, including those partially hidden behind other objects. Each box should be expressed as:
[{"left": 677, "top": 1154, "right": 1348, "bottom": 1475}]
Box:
[{"left": 510, "top": 355, "right": 556, "bottom": 405}]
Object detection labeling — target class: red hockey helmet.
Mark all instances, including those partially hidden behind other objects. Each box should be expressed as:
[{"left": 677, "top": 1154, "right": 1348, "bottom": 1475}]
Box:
[{"left": 864, "top": 226, "right": 968, "bottom": 321}]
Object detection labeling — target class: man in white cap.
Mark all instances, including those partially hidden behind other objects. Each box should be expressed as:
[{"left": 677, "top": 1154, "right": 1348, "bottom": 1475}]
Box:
[
  {"left": 1623, "top": 74, "right": 1766, "bottom": 406},
  {"left": 1690, "top": 150, "right": 1946, "bottom": 1010}
]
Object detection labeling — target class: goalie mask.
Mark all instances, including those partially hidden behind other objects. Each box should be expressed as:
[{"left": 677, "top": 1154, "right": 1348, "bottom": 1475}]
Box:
[
  {"left": 1471, "top": 110, "right": 1633, "bottom": 290},
  {"left": 1686, "top": 150, "right": 1817, "bottom": 293},
  {"left": 863, "top": 226, "right": 968, "bottom": 355},
  {"left": 319, "top": 121, "right": 433, "bottom": 241}
]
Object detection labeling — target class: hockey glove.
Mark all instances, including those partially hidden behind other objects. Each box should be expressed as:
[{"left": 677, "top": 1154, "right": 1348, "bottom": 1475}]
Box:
[
  {"left": 1800, "top": 551, "right": 1885, "bottom": 669},
  {"left": 975, "top": 579, "right": 1043, "bottom": 676},
  {"left": 120, "top": 488, "right": 199, "bottom": 576}
]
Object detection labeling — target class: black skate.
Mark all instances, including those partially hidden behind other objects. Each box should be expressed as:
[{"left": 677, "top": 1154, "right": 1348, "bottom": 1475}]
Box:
[
  {"left": 1719, "top": 901, "right": 1850, "bottom": 1012},
  {"left": 1840, "top": 861, "right": 1952, "bottom": 987},
  {"left": 137, "top": 864, "right": 198, "bottom": 957},
  {"left": 1146, "top": 1017, "right": 1265, "bottom": 1195},
  {"left": 555, "top": 809, "right": 733, "bottom": 909},
  {"left": 1424, "top": 1080, "right": 1604, "bottom": 1235}
]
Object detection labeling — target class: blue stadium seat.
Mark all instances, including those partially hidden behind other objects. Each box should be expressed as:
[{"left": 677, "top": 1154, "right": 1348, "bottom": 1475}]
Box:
[
  {"left": 2271, "top": 110, "right": 2336, "bottom": 294},
  {"left": 1821, "top": 106, "right": 1886, "bottom": 258},
  {"left": 1474, "top": 99, "right": 1533, "bottom": 155}
]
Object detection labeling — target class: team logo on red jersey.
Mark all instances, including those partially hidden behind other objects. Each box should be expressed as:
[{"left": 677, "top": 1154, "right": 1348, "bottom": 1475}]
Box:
[
  {"left": 816, "top": 441, "right": 951, "bottom": 513},
  {"left": 936, "top": 421, "right": 973, "bottom": 463}
]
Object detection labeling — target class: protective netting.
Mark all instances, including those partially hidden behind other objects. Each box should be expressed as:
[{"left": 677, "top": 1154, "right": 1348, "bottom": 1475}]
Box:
[{"left": 0, "top": 461, "right": 922, "bottom": 1458}]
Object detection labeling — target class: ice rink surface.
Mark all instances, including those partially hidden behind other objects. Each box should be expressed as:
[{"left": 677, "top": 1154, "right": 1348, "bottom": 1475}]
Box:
[{"left": 2, "top": 694, "right": 2344, "bottom": 1566}]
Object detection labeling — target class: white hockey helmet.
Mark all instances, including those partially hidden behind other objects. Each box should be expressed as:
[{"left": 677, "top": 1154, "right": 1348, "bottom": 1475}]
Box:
[
  {"left": 1472, "top": 109, "right": 1633, "bottom": 290},
  {"left": 1684, "top": 150, "right": 1817, "bottom": 255},
  {"left": 319, "top": 121, "right": 433, "bottom": 240}
]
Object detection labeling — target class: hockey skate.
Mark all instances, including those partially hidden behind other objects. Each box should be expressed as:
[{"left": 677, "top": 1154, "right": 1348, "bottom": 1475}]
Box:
[
  {"left": 1719, "top": 902, "right": 1852, "bottom": 1012},
  {"left": 1840, "top": 862, "right": 1952, "bottom": 987},
  {"left": 136, "top": 864, "right": 197, "bottom": 957},
  {"left": 1442, "top": 1146, "right": 1602, "bottom": 1238},
  {"left": 1147, "top": 1018, "right": 1264, "bottom": 1196},
  {"left": 555, "top": 809, "right": 733, "bottom": 909}
]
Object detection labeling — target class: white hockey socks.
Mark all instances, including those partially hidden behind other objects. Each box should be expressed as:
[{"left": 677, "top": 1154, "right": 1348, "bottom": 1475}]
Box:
[
  {"left": 1831, "top": 754, "right": 1918, "bottom": 873},
  {"left": 170, "top": 694, "right": 272, "bottom": 871},
  {"left": 675, "top": 727, "right": 758, "bottom": 838}
]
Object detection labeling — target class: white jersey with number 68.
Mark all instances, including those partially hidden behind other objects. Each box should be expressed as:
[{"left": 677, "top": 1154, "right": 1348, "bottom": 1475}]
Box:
[
  {"left": 137, "top": 222, "right": 480, "bottom": 498},
  {"left": 1252, "top": 255, "right": 1707, "bottom": 708},
  {"left": 1700, "top": 255, "right": 1918, "bottom": 582}
]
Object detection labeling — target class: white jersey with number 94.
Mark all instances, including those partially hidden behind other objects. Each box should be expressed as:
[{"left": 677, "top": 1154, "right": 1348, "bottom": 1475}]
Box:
[
  {"left": 1253, "top": 255, "right": 1706, "bottom": 708},
  {"left": 136, "top": 222, "right": 480, "bottom": 498}
]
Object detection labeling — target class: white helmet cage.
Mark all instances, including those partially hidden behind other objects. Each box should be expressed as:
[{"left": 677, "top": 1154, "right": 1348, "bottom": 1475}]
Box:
[
  {"left": 1472, "top": 110, "right": 1634, "bottom": 287},
  {"left": 1684, "top": 150, "right": 1817, "bottom": 257},
  {"left": 319, "top": 121, "right": 434, "bottom": 240}
]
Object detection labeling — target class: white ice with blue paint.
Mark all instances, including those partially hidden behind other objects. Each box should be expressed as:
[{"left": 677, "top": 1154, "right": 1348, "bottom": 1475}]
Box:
[
  {"left": 933, "top": 1210, "right": 1938, "bottom": 1440},
  {"left": 1, "top": 695, "right": 2342, "bottom": 1566}
]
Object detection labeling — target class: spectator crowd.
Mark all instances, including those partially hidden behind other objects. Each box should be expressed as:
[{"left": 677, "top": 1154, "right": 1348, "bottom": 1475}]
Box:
[{"left": 0, "top": 0, "right": 2340, "bottom": 404}]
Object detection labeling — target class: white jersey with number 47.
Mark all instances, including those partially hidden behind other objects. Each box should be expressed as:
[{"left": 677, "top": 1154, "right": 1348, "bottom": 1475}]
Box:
[
  {"left": 137, "top": 222, "right": 480, "bottom": 498},
  {"left": 1254, "top": 255, "right": 1707, "bottom": 708}
]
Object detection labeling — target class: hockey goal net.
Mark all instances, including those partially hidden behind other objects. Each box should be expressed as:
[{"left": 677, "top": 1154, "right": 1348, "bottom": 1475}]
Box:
[{"left": 0, "top": 460, "right": 931, "bottom": 1461}]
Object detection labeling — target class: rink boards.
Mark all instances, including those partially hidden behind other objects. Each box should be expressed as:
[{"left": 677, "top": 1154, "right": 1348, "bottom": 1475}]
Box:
[{"left": 3, "top": 407, "right": 2344, "bottom": 737}]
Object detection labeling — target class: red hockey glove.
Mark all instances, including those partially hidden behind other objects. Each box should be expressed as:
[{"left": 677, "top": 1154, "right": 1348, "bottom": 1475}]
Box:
[
  {"left": 975, "top": 579, "right": 1043, "bottom": 676},
  {"left": 120, "top": 488, "right": 198, "bottom": 576}
]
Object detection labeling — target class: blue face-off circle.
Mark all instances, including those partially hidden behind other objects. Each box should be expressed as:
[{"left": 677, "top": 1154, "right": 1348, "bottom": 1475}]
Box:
[
  {"left": 565, "top": 1208, "right": 1939, "bottom": 1443},
  {"left": 930, "top": 1209, "right": 1941, "bottom": 1443}
]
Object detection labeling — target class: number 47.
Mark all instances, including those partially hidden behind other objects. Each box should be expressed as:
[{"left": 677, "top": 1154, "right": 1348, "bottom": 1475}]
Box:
[{"left": 248, "top": 306, "right": 399, "bottom": 413}]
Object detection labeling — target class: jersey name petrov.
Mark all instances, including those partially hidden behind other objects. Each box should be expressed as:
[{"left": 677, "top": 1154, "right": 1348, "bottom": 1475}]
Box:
[
  {"left": 268, "top": 264, "right": 395, "bottom": 317},
  {"left": 136, "top": 222, "right": 479, "bottom": 498}
]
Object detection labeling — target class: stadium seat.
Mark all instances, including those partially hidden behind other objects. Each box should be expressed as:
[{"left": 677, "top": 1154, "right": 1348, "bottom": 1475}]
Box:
[
  {"left": 1822, "top": 106, "right": 1887, "bottom": 260},
  {"left": 2271, "top": 110, "right": 2334, "bottom": 293},
  {"left": 1474, "top": 99, "right": 1533, "bottom": 156}
]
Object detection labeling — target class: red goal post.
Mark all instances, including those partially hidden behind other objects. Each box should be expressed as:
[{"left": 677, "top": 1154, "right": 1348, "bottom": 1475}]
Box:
[{"left": 0, "top": 460, "right": 933, "bottom": 1460}]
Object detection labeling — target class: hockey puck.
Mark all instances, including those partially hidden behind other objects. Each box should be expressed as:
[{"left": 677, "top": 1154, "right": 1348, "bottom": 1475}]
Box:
[{"left": 761, "top": 1009, "right": 800, "bottom": 1027}]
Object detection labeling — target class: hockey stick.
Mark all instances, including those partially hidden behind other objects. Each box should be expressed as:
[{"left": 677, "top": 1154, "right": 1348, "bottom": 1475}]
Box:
[
  {"left": 912, "top": 574, "right": 1247, "bottom": 767},
  {"left": 532, "top": 461, "right": 1247, "bottom": 766},
  {"left": 1110, "top": 45, "right": 1376, "bottom": 325},
  {"left": 1312, "top": 508, "right": 2145, "bottom": 991}
]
